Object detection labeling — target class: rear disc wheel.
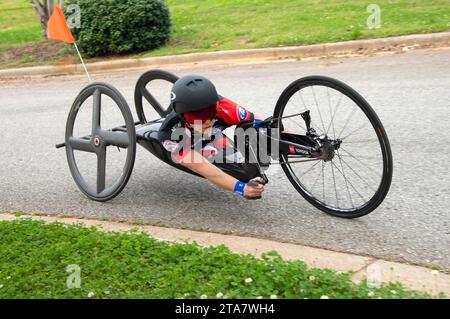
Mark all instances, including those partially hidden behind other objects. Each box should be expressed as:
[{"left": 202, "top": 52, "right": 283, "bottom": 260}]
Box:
[
  {"left": 134, "top": 69, "right": 179, "bottom": 123},
  {"left": 65, "top": 82, "right": 136, "bottom": 201}
]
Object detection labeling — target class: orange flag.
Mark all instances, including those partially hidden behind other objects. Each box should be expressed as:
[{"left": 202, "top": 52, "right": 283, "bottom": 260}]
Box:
[{"left": 47, "top": 5, "right": 75, "bottom": 43}]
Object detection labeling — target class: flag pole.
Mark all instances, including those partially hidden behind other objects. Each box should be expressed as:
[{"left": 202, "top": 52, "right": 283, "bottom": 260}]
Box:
[
  {"left": 46, "top": 4, "right": 92, "bottom": 83},
  {"left": 73, "top": 42, "right": 92, "bottom": 82}
]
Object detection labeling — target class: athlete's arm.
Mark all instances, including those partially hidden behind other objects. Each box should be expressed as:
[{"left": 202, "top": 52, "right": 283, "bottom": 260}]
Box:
[{"left": 178, "top": 150, "right": 264, "bottom": 198}]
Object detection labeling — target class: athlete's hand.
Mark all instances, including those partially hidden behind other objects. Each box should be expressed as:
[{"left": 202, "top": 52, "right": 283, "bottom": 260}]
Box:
[{"left": 244, "top": 177, "right": 265, "bottom": 199}]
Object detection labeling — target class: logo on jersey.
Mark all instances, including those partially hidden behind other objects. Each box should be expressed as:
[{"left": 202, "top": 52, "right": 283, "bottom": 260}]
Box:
[
  {"left": 171, "top": 92, "right": 176, "bottom": 101},
  {"left": 238, "top": 106, "right": 247, "bottom": 120},
  {"left": 171, "top": 122, "right": 182, "bottom": 133}
]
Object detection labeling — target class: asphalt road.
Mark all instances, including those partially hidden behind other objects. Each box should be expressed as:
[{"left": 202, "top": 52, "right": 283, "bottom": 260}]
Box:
[{"left": 1, "top": 48, "right": 449, "bottom": 269}]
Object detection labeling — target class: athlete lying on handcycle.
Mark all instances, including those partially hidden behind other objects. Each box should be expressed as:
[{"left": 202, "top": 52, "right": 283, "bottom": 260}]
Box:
[{"left": 161, "top": 75, "right": 269, "bottom": 199}]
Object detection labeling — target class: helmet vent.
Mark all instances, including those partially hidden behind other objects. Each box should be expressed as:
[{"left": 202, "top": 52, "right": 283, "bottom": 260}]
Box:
[{"left": 187, "top": 79, "right": 203, "bottom": 89}]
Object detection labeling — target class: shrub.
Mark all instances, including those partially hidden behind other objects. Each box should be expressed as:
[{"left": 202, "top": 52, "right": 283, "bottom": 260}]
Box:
[{"left": 66, "top": 0, "right": 171, "bottom": 57}]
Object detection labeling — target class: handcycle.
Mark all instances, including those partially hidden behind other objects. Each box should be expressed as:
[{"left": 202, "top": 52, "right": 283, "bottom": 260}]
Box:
[{"left": 57, "top": 69, "right": 393, "bottom": 218}]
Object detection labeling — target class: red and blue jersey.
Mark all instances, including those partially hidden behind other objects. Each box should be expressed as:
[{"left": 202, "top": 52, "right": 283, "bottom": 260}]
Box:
[
  {"left": 161, "top": 97, "right": 254, "bottom": 162},
  {"left": 214, "top": 97, "right": 254, "bottom": 126}
]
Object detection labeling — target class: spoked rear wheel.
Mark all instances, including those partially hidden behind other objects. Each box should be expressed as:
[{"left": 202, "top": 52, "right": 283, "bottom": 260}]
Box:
[
  {"left": 134, "top": 69, "right": 179, "bottom": 123},
  {"left": 273, "top": 76, "right": 393, "bottom": 218},
  {"left": 65, "top": 82, "right": 136, "bottom": 201}
]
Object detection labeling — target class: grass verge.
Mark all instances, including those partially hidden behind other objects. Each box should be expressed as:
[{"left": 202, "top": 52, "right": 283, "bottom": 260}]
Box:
[
  {"left": 0, "top": 0, "right": 449, "bottom": 68},
  {"left": 0, "top": 219, "right": 435, "bottom": 299},
  {"left": 146, "top": 0, "right": 450, "bottom": 57}
]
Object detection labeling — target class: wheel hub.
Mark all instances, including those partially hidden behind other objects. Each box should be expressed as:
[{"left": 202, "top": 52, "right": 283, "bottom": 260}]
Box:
[
  {"left": 319, "top": 140, "right": 335, "bottom": 162},
  {"left": 320, "top": 137, "right": 342, "bottom": 161},
  {"left": 306, "top": 128, "right": 342, "bottom": 162},
  {"left": 93, "top": 136, "right": 101, "bottom": 147}
]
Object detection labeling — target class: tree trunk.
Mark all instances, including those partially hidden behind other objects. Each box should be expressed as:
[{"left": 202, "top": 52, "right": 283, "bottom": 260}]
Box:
[{"left": 31, "top": 0, "right": 63, "bottom": 37}]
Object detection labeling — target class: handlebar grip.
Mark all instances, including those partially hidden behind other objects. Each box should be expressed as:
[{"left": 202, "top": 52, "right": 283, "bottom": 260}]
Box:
[{"left": 244, "top": 180, "right": 264, "bottom": 200}]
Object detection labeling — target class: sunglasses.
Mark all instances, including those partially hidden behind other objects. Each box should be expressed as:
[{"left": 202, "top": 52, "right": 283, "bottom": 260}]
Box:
[{"left": 182, "top": 106, "right": 216, "bottom": 125}]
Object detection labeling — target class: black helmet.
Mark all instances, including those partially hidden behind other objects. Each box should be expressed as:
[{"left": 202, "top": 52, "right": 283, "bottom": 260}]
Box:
[{"left": 171, "top": 75, "right": 219, "bottom": 115}]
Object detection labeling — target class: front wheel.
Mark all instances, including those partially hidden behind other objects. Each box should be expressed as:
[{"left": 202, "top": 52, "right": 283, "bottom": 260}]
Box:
[{"left": 273, "top": 76, "right": 393, "bottom": 218}]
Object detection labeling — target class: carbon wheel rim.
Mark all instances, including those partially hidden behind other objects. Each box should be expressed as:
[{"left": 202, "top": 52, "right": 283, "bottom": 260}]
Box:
[
  {"left": 134, "top": 69, "right": 179, "bottom": 123},
  {"left": 65, "top": 82, "right": 136, "bottom": 201}
]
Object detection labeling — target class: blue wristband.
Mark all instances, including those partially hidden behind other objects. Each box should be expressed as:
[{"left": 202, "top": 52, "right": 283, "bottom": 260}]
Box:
[
  {"left": 254, "top": 117, "right": 272, "bottom": 129},
  {"left": 234, "top": 181, "right": 246, "bottom": 196},
  {"left": 253, "top": 119, "right": 263, "bottom": 129}
]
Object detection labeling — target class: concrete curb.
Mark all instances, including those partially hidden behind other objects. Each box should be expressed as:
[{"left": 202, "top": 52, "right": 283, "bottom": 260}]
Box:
[
  {"left": 1, "top": 31, "right": 450, "bottom": 78},
  {"left": 0, "top": 213, "right": 448, "bottom": 297}
]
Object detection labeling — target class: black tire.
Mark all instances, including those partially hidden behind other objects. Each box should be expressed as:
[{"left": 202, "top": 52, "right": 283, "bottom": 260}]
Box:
[
  {"left": 273, "top": 76, "right": 393, "bottom": 218},
  {"left": 134, "top": 69, "right": 179, "bottom": 123},
  {"left": 65, "top": 82, "right": 136, "bottom": 202}
]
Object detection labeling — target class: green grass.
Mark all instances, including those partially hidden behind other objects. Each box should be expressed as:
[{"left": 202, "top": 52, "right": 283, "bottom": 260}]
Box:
[
  {"left": 0, "top": 0, "right": 42, "bottom": 47},
  {"left": 0, "top": 219, "right": 436, "bottom": 299},
  {"left": 142, "top": 0, "right": 450, "bottom": 57},
  {"left": 0, "top": 0, "right": 449, "bottom": 67}
]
